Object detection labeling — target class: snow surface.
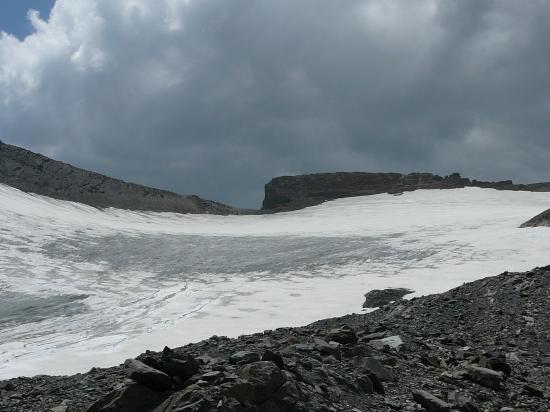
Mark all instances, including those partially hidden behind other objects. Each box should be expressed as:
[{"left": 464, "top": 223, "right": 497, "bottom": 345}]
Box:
[{"left": 0, "top": 183, "right": 549, "bottom": 378}]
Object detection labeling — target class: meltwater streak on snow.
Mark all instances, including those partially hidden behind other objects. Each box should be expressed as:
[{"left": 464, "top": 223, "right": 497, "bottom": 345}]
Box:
[{"left": 0, "top": 183, "right": 549, "bottom": 378}]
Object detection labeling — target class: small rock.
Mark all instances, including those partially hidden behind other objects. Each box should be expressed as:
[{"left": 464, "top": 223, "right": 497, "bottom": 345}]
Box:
[
  {"left": 413, "top": 390, "right": 451, "bottom": 412},
  {"left": 380, "top": 335, "right": 403, "bottom": 349},
  {"left": 447, "top": 391, "right": 480, "bottom": 412},
  {"left": 412, "top": 390, "right": 451, "bottom": 412},
  {"left": 226, "top": 361, "right": 287, "bottom": 405},
  {"left": 421, "top": 355, "right": 440, "bottom": 368},
  {"left": 355, "top": 374, "right": 374, "bottom": 394},
  {"left": 50, "top": 401, "right": 69, "bottom": 412},
  {"left": 326, "top": 326, "right": 357, "bottom": 344},
  {"left": 229, "top": 351, "right": 260, "bottom": 365},
  {"left": 480, "top": 353, "right": 511, "bottom": 376},
  {"left": 354, "top": 357, "right": 395, "bottom": 382},
  {"left": 157, "top": 356, "right": 199, "bottom": 381},
  {"left": 201, "top": 371, "right": 224, "bottom": 382},
  {"left": 313, "top": 338, "right": 340, "bottom": 358},
  {"left": 361, "top": 331, "right": 387, "bottom": 341},
  {"left": 153, "top": 384, "right": 215, "bottom": 412},
  {"left": 293, "top": 343, "right": 313, "bottom": 353},
  {"left": 366, "top": 371, "right": 385, "bottom": 395},
  {"left": 262, "top": 349, "right": 285, "bottom": 369},
  {"left": 522, "top": 383, "right": 543, "bottom": 397},
  {"left": 0, "top": 381, "right": 14, "bottom": 391}
]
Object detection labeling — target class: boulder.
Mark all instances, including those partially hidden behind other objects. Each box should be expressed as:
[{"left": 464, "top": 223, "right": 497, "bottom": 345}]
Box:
[
  {"left": 266, "top": 378, "right": 302, "bottom": 410},
  {"left": 262, "top": 350, "right": 285, "bottom": 369},
  {"left": 325, "top": 326, "right": 357, "bottom": 345},
  {"left": 229, "top": 351, "right": 260, "bottom": 365},
  {"left": 123, "top": 359, "right": 172, "bottom": 391},
  {"left": 366, "top": 371, "right": 385, "bottom": 395},
  {"left": 480, "top": 353, "right": 511, "bottom": 376},
  {"left": 159, "top": 357, "right": 199, "bottom": 381},
  {"left": 227, "top": 361, "right": 286, "bottom": 405},
  {"left": 412, "top": 390, "right": 451, "bottom": 412},
  {"left": 313, "top": 338, "right": 340, "bottom": 358},
  {"left": 467, "top": 365, "right": 503, "bottom": 389},
  {"left": 355, "top": 374, "right": 374, "bottom": 394},
  {"left": 353, "top": 357, "right": 395, "bottom": 382},
  {"left": 200, "top": 371, "right": 224, "bottom": 382}
]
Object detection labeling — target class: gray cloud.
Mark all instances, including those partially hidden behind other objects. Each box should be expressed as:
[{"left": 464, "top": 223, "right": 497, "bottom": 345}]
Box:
[{"left": 1, "top": 0, "right": 549, "bottom": 207}]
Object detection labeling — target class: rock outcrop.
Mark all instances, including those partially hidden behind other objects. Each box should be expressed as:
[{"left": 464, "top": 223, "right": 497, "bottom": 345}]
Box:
[
  {"left": 362, "top": 288, "right": 414, "bottom": 308},
  {"left": 520, "top": 208, "right": 550, "bottom": 227},
  {"left": 2, "top": 266, "right": 549, "bottom": 411},
  {"left": 0, "top": 141, "right": 240, "bottom": 215},
  {"left": 262, "top": 172, "right": 550, "bottom": 211}
]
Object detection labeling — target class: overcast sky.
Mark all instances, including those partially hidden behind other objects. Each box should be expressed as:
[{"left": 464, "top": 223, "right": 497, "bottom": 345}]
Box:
[{"left": 1, "top": 0, "right": 549, "bottom": 207}]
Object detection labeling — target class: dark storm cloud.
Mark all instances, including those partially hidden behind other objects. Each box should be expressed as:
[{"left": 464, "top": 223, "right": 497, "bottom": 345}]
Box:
[{"left": 1, "top": 0, "right": 549, "bottom": 207}]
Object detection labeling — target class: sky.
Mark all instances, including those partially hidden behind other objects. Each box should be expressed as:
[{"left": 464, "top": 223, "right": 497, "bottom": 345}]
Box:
[
  {"left": 0, "top": 0, "right": 549, "bottom": 208},
  {"left": 0, "top": 1, "right": 54, "bottom": 39}
]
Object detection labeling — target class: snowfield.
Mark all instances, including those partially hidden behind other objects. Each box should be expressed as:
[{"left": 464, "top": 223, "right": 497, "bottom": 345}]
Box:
[{"left": 0, "top": 183, "right": 549, "bottom": 378}]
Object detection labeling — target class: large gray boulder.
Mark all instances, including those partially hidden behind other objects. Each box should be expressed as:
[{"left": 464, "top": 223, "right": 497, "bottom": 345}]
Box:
[
  {"left": 123, "top": 359, "right": 172, "bottom": 391},
  {"left": 467, "top": 365, "right": 504, "bottom": 389},
  {"left": 412, "top": 390, "right": 451, "bottom": 412}
]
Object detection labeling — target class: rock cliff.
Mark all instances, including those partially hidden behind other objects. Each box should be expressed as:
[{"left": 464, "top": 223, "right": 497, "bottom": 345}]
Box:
[
  {"left": 262, "top": 172, "right": 550, "bottom": 211},
  {"left": 0, "top": 141, "right": 240, "bottom": 215}
]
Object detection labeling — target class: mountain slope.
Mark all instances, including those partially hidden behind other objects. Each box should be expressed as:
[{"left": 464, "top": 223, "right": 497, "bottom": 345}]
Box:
[
  {"left": 521, "top": 208, "right": 550, "bottom": 227},
  {"left": 0, "top": 141, "right": 239, "bottom": 214},
  {"left": 262, "top": 172, "right": 550, "bottom": 211}
]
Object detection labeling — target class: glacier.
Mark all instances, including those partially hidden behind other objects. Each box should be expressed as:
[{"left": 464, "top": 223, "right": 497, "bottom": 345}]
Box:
[{"left": 0, "top": 183, "right": 549, "bottom": 378}]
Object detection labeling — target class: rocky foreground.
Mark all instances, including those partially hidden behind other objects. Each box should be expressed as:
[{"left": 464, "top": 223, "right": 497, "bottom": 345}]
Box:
[{"left": 1, "top": 267, "right": 549, "bottom": 412}]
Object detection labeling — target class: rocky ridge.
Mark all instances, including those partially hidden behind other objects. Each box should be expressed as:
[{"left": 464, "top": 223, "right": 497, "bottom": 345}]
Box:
[
  {"left": 262, "top": 172, "right": 550, "bottom": 211},
  {"left": 0, "top": 141, "right": 240, "bottom": 215},
  {"left": 521, "top": 209, "right": 550, "bottom": 228},
  {"left": 1, "top": 266, "right": 549, "bottom": 411}
]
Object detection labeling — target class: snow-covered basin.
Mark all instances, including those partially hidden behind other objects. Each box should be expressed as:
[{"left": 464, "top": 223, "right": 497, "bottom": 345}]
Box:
[{"left": 0, "top": 183, "right": 549, "bottom": 378}]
